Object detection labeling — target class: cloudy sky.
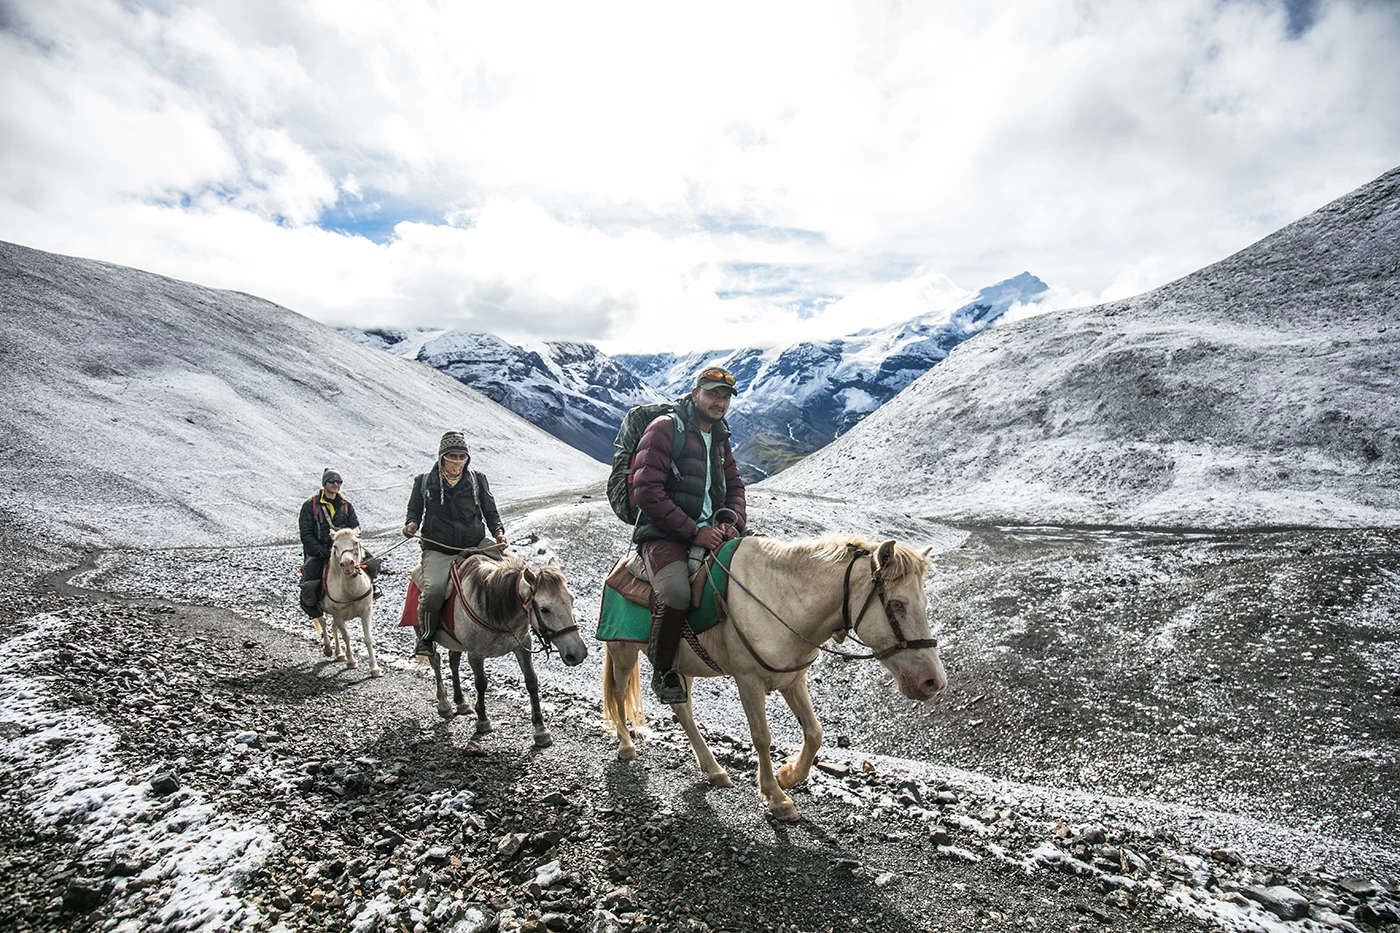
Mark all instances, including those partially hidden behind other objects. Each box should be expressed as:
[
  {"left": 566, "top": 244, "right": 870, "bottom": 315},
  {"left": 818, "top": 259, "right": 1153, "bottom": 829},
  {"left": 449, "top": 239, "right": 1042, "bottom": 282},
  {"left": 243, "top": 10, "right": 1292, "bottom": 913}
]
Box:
[{"left": 2, "top": 0, "right": 1397, "bottom": 353}]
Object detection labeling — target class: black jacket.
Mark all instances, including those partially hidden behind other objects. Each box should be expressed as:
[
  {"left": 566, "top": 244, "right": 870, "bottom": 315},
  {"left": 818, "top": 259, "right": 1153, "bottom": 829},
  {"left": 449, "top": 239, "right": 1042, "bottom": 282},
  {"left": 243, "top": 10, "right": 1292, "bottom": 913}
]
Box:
[
  {"left": 299, "top": 492, "right": 360, "bottom": 560},
  {"left": 405, "top": 464, "right": 504, "bottom": 555}
]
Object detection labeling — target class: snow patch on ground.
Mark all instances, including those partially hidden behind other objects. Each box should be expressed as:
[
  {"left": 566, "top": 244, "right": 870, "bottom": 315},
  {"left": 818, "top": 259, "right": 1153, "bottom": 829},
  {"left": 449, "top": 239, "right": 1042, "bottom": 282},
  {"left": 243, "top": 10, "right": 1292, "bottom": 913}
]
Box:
[{"left": 0, "top": 612, "right": 276, "bottom": 932}]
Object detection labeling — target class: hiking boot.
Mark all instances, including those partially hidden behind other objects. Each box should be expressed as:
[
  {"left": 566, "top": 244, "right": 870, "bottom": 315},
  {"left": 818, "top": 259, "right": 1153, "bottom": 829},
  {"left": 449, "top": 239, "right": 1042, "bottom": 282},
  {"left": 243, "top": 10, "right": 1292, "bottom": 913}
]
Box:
[
  {"left": 414, "top": 625, "right": 436, "bottom": 658},
  {"left": 651, "top": 669, "right": 688, "bottom": 705}
]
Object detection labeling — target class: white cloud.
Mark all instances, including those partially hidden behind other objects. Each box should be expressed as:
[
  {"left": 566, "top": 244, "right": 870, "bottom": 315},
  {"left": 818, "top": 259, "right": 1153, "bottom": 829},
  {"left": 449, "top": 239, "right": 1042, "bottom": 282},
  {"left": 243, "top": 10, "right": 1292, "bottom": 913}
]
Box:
[{"left": 1, "top": 0, "right": 1398, "bottom": 354}]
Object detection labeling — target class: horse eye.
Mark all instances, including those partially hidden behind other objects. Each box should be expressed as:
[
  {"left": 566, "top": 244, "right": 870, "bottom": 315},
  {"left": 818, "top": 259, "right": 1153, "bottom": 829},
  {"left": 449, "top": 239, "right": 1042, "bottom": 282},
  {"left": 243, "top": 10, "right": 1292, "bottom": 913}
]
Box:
[
  {"left": 540, "top": 607, "right": 551, "bottom": 614},
  {"left": 890, "top": 599, "right": 905, "bottom": 612}
]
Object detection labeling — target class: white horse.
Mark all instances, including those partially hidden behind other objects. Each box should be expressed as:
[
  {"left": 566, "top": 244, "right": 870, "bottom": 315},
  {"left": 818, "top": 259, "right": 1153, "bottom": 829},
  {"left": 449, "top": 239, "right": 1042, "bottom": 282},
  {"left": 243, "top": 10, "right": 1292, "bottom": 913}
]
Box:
[
  {"left": 424, "top": 554, "right": 588, "bottom": 748},
  {"left": 313, "top": 527, "right": 381, "bottom": 677},
  {"left": 602, "top": 536, "right": 946, "bottom": 822}
]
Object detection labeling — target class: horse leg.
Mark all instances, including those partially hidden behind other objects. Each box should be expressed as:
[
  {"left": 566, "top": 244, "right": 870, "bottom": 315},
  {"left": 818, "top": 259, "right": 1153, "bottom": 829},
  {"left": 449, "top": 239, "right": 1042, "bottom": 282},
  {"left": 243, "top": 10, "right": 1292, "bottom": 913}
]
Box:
[
  {"left": 449, "top": 652, "right": 471, "bottom": 717},
  {"left": 467, "top": 653, "right": 492, "bottom": 734},
  {"left": 315, "top": 616, "right": 334, "bottom": 658},
  {"left": 340, "top": 619, "right": 357, "bottom": 668},
  {"left": 331, "top": 617, "right": 348, "bottom": 662},
  {"left": 602, "top": 642, "right": 641, "bottom": 761},
  {"left": 735, "top": 677, "right": 799, "bottom": 821},
  {"left": 669, "top": 681, "right": 732, "bottom": 787},
  {"left": 775, "top": 677, "right": 822, "bottom": 790},
  {"left": 361, "top": 612, "right": 381, "bottom": 678},
  {"left": 428, "top": 649, "right": 453, "bottom": 718},
  {"left": 515, "top": 647, "right": 552, "bottom": 748}
]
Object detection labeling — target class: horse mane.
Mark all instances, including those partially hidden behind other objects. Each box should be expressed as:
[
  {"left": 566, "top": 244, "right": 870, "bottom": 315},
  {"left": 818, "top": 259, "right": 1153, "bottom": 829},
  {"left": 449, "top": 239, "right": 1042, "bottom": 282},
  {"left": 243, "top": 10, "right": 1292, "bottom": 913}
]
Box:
[
  {"left": 762, "top": 535, "right": 931, "bottom": 584},
  {"left": 463, "top": 557, "right": 569, "bottom": 621}
]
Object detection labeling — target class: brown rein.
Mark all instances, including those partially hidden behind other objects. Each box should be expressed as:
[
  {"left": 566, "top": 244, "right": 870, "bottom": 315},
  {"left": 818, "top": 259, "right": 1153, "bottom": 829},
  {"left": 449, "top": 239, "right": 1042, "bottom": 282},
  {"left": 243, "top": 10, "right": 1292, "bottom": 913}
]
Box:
[
  {"left": 452, "top": 559, "right": 578, "bottom": 656},
  {"left": 712, "top": 542, "right": 937, "bottom": 673}
]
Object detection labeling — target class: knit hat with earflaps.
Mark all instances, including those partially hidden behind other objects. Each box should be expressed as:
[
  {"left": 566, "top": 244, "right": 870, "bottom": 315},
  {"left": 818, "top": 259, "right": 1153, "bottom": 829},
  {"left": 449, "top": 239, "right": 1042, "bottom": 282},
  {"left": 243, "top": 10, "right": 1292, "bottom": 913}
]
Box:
[{"left": 438, "top": 431, "right": 470, "bottom": 460}]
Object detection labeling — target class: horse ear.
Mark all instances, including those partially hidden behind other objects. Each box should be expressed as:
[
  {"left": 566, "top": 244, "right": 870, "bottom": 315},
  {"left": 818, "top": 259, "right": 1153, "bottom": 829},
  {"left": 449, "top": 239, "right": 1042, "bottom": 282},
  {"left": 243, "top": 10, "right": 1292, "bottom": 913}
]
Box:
[
  {"left": 920, "top": 546, "right": 934, "bottom": 558},
  {"left": 545, "top": 557, "right": 558, "bottom": 567},
  {"left": 874, "top": 540, "right": 897, "bottom": 571},
  {"left": 522, "top": 568, "right": 538, "bottom": 586}
]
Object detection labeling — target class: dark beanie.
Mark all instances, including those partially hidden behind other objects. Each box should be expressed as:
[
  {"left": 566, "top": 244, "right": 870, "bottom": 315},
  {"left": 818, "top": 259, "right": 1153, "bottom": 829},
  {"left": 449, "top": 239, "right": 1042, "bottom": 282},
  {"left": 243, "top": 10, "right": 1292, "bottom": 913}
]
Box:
[
  {"left": 438, "top": 431, "right": 470, "bottom": 459},
  {"left": 322, "top": 468, "right": 343, "bottom": 485}
]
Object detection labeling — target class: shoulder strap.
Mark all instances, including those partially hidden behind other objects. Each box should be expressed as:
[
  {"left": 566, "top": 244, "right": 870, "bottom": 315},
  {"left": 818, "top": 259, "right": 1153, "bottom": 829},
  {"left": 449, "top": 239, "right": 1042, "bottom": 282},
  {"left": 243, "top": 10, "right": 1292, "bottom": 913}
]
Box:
[
  {"left": 469, "top": 470, "right": 481, "bottom": 506},
  {"left": 667, "top": 413, "right": 684, "bottom": 479}
]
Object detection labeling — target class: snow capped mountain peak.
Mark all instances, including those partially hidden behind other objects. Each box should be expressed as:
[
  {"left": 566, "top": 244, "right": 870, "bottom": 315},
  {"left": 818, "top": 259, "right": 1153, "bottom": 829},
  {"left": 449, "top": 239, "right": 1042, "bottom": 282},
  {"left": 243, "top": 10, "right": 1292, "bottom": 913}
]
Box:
[
  {"left": 619, "top": 272, "right": 1054, "bottom": 478},
  {"left": 766, "top": 165, "right": 1400, "bottom": 528},
  {"left": 343, "top": 328, "right": 661, "bottom": 462}
]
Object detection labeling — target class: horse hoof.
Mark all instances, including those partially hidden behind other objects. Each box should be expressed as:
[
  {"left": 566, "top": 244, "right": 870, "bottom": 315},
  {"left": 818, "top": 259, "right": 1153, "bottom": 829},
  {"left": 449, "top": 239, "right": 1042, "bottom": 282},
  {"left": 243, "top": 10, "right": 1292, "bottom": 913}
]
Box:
[
  {"left": 534, "top": 730, "right": 553, "bottom": 748},
  {"left": 346, "top": 659, "right": 358, "bottom": 669},
  {"left": 776, "top": 765, "right": 802, "bottom": 789},
  {"left": 335, "top": 653, "right": 347, "bottom": 662},
  {"left": 369, "top": 668, "right": 383, "bottom": 678},
  {"left": 436, "top": 705, "right": 454, "bottom": 720},
  {"left": 617, "top": 746, "right": 638, "bottom": 761},
  {"left": 770, "top": 802, "right": 801, "bottom": 822},
  {"left": 473, "top": 719, "right": 494, "bottom": 735},
  {"left": 321, "top": 645, "right": 334, "bottom": 658},
  {"left": 708, "top": 772, "right": 734, "bottom": 788}
]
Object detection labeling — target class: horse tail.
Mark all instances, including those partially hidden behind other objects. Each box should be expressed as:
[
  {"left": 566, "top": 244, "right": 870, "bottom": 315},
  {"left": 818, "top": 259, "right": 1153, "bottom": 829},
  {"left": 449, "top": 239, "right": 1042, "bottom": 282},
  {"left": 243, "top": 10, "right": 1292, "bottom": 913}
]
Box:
[
  {"left": 601, "top": 641, "right": 643, "bottom": 732},
  {"left": 312, "top": 616, "right": 324, "bottom": 638}
]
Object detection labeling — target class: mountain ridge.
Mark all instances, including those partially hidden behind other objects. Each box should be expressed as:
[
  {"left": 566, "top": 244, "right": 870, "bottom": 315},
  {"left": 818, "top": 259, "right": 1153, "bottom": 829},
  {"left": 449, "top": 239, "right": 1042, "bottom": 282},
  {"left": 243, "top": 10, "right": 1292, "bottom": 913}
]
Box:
[{"left": 765, "top": 166, "right": 1400, "bottom": 528}]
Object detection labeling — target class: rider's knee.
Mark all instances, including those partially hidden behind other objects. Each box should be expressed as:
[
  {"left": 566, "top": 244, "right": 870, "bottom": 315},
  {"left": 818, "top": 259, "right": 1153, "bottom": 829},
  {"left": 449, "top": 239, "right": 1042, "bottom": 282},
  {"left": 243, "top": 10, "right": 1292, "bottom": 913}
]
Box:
[{"left": 652, "top": 563, "right": 690, "bottom": 610}]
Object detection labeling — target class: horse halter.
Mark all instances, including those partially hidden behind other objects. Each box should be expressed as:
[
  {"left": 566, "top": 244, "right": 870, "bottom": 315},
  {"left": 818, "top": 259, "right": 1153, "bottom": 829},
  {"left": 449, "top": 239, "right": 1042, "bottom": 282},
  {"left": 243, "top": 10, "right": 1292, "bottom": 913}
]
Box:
[
  {"left": 840, "top": 544, "right": 938, "bottom": 661},
  {"left": 516, "top": 570, "right": 578, "bottom": 656}
]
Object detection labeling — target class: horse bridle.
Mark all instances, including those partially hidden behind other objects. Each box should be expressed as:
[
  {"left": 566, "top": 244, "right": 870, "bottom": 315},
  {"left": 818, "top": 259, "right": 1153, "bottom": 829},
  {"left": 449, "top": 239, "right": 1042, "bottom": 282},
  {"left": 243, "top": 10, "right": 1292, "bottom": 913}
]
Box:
[
  {"left": 713, "top": 542, "right": 938, "bottom": 672},
  {"left": 322, "top": 539, "right": 372, "bottom": 605},
  {"left": 516, "top": 570, "right": 579, "bottom": 656},
  {"left": 836, "top": 544, "right": 939, "bottom": 660},
  {"left": 455, "top": 564, "right": 577, "bottom": 657}
]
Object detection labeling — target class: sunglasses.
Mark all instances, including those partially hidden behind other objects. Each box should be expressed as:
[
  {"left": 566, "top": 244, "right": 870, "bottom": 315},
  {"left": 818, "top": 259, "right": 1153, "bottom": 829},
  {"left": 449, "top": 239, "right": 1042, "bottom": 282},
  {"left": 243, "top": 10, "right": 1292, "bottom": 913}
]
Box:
[
  {"left": 325, "top": 479, "right": 342, "bottom": 486},
  {"left": 443, "top": 452, "right": 469, "bottom": 462},
  {"left": 698, "top": 367, "right": 736, "bottom": 387}
]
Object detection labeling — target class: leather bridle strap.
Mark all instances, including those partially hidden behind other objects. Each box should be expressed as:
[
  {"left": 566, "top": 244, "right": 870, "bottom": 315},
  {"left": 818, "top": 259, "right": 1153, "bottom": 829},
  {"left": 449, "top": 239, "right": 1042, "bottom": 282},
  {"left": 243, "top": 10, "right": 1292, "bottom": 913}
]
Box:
[{"left": 841, "top": 545, "right": 938, "bottom": 660}]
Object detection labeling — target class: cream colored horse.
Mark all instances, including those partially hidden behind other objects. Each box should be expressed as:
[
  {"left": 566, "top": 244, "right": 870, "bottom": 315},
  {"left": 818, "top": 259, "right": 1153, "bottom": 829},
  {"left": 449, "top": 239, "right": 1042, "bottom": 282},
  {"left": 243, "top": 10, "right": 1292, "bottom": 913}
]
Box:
[
  {"left": 602, "top": 536, "right": 946, "bottom": 821},
  {"left": 313, "top": 527, "right": 381, "bottom": 677}
]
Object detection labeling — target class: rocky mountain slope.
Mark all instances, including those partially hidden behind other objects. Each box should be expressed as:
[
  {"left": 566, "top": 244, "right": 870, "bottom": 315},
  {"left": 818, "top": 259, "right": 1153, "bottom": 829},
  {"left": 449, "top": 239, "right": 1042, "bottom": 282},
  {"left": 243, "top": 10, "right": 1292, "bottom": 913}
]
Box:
[
  {"left": 0, "top": 241, "right": 607, "bottom": 550},
  {"left": 618, "top": 273, "right": 1051, "bottom": 479},
  {"left": 343, "top": 329, "right": 660, "bottom": 462},
  {"left": 766, "top": 165, "right": 1400, "bottom": 528}
]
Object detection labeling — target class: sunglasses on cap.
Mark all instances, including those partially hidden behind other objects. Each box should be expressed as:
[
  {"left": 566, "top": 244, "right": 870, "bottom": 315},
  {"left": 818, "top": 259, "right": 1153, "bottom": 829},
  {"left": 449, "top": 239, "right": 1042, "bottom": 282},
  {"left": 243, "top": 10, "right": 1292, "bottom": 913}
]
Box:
[{"left": 697, "top": 367, "right": 736, "bottom": 387}]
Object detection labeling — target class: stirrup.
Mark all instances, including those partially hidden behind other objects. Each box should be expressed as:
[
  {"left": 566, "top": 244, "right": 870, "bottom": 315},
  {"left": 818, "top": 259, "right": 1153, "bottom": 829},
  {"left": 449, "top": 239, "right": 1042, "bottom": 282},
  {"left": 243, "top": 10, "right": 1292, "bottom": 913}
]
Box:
[{"left": 651, "top": 669, "right": 687, "bottom": 705}]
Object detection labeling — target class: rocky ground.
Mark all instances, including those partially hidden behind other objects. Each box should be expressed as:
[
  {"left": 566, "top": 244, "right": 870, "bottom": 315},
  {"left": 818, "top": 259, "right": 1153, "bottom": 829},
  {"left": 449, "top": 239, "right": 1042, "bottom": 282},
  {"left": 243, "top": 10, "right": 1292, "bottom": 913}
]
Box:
[{"left": 1, "top": 497, "right": 1397, "bottom": 933}]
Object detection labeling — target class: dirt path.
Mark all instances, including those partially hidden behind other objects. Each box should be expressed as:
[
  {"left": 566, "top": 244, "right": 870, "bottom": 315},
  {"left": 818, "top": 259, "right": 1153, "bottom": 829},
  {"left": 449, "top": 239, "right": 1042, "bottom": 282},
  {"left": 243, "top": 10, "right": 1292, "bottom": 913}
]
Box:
[{"left": 1, "top": 518, "right": 1397, "bottom": 932}]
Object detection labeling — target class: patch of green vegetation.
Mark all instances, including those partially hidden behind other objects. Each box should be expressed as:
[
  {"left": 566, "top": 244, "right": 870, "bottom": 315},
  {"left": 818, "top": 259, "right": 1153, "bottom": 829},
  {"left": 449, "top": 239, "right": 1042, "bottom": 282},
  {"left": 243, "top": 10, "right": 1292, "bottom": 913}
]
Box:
[{"left": 735, "top": 433, "right": 812, "bottom": 482}]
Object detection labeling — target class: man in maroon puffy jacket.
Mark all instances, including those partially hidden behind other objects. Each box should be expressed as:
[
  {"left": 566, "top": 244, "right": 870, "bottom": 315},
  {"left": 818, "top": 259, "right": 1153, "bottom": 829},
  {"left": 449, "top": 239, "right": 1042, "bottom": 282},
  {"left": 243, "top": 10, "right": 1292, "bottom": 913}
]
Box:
[{"left": 630, "top": 366, "right": 747, "bottom": 703}]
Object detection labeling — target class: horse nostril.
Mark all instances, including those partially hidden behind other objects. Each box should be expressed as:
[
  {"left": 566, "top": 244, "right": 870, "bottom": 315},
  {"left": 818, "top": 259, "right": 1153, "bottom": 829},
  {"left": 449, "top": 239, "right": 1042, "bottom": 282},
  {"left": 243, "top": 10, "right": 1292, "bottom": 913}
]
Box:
[{"left": 923, "top": 677, "right": 943, "bottom": 694}]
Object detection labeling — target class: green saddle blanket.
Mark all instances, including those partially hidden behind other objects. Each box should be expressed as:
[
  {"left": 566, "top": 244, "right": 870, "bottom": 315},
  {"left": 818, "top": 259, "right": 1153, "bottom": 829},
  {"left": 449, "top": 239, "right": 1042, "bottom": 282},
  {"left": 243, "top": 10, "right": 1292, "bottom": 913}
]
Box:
[{"left": 596, "top": 538, "right": 742, "bottom": 642}]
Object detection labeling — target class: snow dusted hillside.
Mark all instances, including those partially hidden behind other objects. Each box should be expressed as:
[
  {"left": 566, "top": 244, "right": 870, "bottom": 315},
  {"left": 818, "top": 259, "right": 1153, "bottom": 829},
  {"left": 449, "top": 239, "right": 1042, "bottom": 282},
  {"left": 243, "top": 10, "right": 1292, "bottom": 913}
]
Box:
[
  {"left": 344, "top": 328, "right": 660, "bottom": 461},
  {"left": 0, "top": 242, "right": 607, "bottom": 549},
  {"left": 766, "top": 166, "right": 1400, "bottom": 528},
  {"left": 619, "top": 273, "right": 1050, "bottom": 478}
]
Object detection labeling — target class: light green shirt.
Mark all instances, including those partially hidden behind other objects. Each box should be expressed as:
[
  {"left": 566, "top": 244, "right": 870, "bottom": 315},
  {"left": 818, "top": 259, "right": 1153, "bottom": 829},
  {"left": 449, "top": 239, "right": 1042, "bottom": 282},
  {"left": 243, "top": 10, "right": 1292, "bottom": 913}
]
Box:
[{"left": 698, "top": 429, "right": 714, "bottom": 524}]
